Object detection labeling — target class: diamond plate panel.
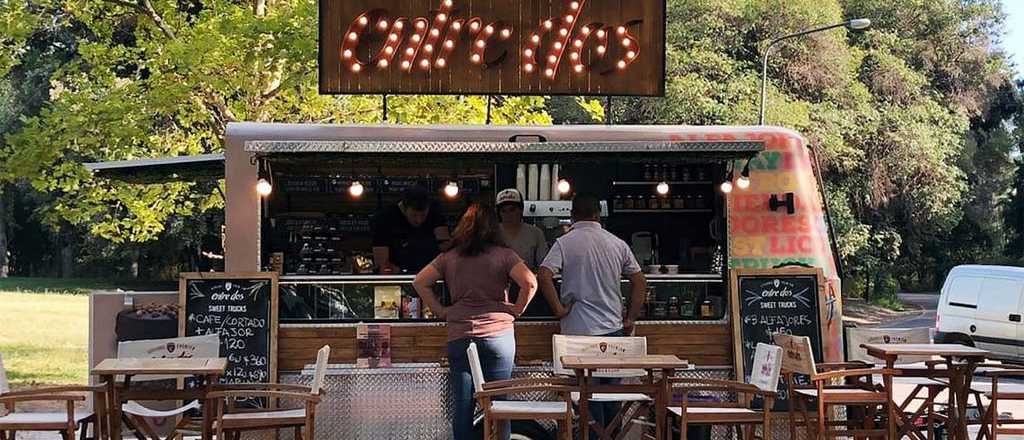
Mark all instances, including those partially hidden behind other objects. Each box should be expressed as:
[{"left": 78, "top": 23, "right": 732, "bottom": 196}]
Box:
[{"left": 280, "top": 364, "right": 733, "bottom": 440}]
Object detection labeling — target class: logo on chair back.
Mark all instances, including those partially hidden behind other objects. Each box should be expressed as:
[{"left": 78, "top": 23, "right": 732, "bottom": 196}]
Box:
[
  {"left": 599, "top": 342, "right": 608, "bottom": 353},
  {"left": 166, "top": 342, "right": 177, "bottom": 353}
]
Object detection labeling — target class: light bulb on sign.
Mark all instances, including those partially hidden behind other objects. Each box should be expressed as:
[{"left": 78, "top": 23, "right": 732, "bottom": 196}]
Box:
[
  {"left": 557, "top": 179, "right": 571, "bottom": 195},
  {"left": 500, "top": 28, "right": 511, "bottom": 39},
  {"left": 256, "top": 178, "right": 273, "bottom": 197},
  {"left": 656, "top": 181, "right": 670, "bottom": 195},
  {"left": 349, "top": 181, "right": 365, "bottom": 197},
  {"left": 444, "top": 181, "right": 459, "bottom": 198},
  {"left": 358, "top": 16, "right": 369, "bottom": 26}
]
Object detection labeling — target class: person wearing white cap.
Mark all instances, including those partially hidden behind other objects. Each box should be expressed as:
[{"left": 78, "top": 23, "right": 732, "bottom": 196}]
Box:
[{"left": 496, "top": 188, "right": 549, "bottom": 271}]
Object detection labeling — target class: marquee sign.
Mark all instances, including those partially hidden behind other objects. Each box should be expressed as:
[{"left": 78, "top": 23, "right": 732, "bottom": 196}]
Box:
[{"left": 319, "top": 0, "right": 665, "bottom": 96}]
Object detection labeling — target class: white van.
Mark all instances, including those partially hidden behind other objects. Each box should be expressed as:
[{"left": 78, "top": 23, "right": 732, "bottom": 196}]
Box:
[{"left": 936, "top": 265, "right": 1024, "bottom": 361}]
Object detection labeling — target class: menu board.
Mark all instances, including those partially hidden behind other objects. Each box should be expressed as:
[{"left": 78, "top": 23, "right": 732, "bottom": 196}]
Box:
[
  {"left": 730, "top": 267, "right": 825, "bottom": 410},
  {"left": 179, "top": 272, "right": 278, "bottom": 389}
]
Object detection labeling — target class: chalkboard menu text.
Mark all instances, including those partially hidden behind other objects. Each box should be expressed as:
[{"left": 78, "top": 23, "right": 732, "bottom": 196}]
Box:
[
  {"left": 179, "top": 272, "right": 278, "bottom": 388},
  {"left": 730, "top": 267, "right": 825, "bottom": 409}
]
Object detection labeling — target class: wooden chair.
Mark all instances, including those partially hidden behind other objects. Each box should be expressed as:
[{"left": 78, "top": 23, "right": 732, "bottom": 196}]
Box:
[
  {"left": 774, "top": 334, "right": 896, "bottom": 440},
  {"left": 667, "top": 342, "right": 782, "bottom": 440},
  {"left": 467, "top": 342, "right": 575, "bottom": 440},
  {"left": 208, "top": 345, "right": 330, "bottom": 440},
  {"left": 115, "top": 334, "right": 220, "bottom": 440},
  {"left": 0, "top": 352, "right": 106, "bottom": 440},
  {"left": 968, "top": 366, "right": 1024, "bottom": 440},
  {"left": 551, "top": 334, "right": 653, "bottom": 432}
]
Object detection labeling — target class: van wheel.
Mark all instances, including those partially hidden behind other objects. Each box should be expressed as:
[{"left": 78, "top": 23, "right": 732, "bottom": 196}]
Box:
[{"left": 472, "top": 420, "right": 552, "bottom": 440}]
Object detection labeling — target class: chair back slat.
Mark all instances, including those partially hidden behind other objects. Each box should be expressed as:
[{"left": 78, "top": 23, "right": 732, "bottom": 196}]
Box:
[
  {"left": 116, "top": 334, "right": 220, "bottom": 382},
  {"left": 552, "top": 334, "right": 647, "bottom": 377},
  {"left": 749, "top": 343, "right": 783, "bottom": 392},
  {"left": 773, "top": 334, "right": 816, "bottom": 376},
  {"left": 466, "top": 342, "right": 486, "bottom": 393},
  {"left": 0, "top": 352, "right": 9, "bottom": 395},
  {"left": 311, "top": 345, "right": 331, "bottom": 395}
]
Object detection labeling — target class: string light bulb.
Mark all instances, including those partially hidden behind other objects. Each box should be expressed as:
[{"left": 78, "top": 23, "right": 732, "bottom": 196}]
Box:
[
  {"left": 349, "top": 181, "right": 364, "bottom": 197},
  {"left": 720, "top": 169, "right": 735, "bottom": 194},
  {"left": 736, "top": 160, "right": 752, "bottom": 190},
  {"left": 444, "top": 181, "right": 459, "bottom": 198},
  {"left": 256, "top": 178, "right": 272, "bottom": 197},
  {"left": 656, "top": 181, "right": 670, "bottom": 195},
  {"left": 557, "top": 179, "right": 571, "bottom": 195}
]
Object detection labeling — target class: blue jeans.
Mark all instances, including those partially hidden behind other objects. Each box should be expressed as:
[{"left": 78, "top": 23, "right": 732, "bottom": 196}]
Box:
[
  {"left": 448, "top": 331, "right": 516, "bottom": 440},
  {"left": 584, "top": 329, "right": 625, "bottom": 440}
]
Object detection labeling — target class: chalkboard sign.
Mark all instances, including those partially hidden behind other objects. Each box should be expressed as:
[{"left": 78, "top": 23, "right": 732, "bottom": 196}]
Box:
[
  {"left": 179, "top": 272, "right": 278, "bottom": 390},
  {"left": 730, "top": 267, "right": 825, "bottom": 410}
]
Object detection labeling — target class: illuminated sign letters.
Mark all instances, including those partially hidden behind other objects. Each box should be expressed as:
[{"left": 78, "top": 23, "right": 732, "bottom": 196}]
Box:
[{"left": 320, "top": 0, "right": 665, "bottom": 95}]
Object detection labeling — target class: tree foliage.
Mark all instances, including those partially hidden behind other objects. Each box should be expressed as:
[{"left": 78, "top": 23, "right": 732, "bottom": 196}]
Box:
[{"left": 0, "top": 0, "right": 1021, "bottom": 289}]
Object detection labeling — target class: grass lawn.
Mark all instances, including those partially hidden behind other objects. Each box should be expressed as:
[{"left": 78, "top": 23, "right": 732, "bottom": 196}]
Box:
[{"left": 0, "top": 291, "right": 89, "bottom": 385}]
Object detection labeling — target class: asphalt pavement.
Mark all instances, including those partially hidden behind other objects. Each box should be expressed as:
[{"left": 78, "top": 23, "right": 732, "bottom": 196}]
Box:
[{"left": 877, "top": 292, "right": 940, "bottom": 329}]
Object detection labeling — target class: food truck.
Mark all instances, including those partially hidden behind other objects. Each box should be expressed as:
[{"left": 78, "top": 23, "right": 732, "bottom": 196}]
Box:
[
  {"left": 191, "top": 122, "right": 838, "bottom": 438},
  {"left": 87, "top": 122, "right": 843, "bottom": 438}
]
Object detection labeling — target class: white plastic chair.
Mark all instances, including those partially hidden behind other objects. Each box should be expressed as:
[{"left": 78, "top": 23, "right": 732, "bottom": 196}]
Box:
[{"left": 467, "top": 342, "right": 574, "bottom": 440}]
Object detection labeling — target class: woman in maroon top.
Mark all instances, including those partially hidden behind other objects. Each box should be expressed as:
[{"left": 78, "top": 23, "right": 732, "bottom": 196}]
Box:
[{"left": 413, "top": 202, "right": 538, "bottom": 440}]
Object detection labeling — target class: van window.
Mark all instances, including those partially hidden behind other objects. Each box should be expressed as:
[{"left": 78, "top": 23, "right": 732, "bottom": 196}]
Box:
[
  {"left": 946, "top": 276, "right": 982, "bottom": 308},
  {"left": 976, "top": 278, "right": 1024, "bottom": 318}
]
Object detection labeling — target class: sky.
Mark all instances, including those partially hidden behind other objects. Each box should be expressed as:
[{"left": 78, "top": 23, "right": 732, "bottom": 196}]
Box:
[{"left": 1005, "top": 0, "right": 1024, "bottom": 79}]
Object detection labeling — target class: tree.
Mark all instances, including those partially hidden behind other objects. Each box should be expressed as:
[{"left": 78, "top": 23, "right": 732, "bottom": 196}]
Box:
[{"left": 0, "top": 0, "right": 552, "bottom": 248}]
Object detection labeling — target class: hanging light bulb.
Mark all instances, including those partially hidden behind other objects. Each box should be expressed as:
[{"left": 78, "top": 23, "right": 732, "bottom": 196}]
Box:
[
  {"left": 444, "top": 181, "right": 459, "bottom": 198},
  {"left": 349, "top": 181, "right": 365, "bottom": 197},
  {"left": 256, "top": 178, "right": 272, "bottom": 197},
  {"left": 557, "top": 178, "right": 571, "bottom": 194},
  {"left": 656, "top": 181, "right": 670, "bottom": 195},
  {"left": 720, "top": 180, "right": 733, "bottom": 194},
  {"left": 736, "top": 160, "right": 752, "bottom": 190}
]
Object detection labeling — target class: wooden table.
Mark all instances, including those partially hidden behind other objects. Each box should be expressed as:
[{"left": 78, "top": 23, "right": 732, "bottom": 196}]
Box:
[
  {"left": 91, "top": 357, "right": 228, "bottom": 440},
  {"left": 862, "top": 344, "right": 989, "bottom": 440},
  {"left": 561, "top": 355, "right": 688, "bottom": 440}
]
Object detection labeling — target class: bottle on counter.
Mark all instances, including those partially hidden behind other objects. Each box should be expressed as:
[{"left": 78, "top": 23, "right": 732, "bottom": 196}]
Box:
[
  {"left": 539, "top": 164, "right": 551, "bottom": 201},
  {"left": 613, "top": 195, "right": 624, "bottom": 210},
  {"left": 648, "top": 195, "right": 658, "bottom": 210},
  {"left": 551, "top": 163, "right": 560, "bottom": 200},
  {"left": 516, "top": 164, "right": 527, "bottom": 194},
  {"left": 527, "top": 163, "right": 539, "bottom": 200},
  {"left": 667, "top": 296, "right": 680, "bottom": 318},
  {"left": 669, "top": 165, "right": 678, "bottom": 181},
  {"left": 700, "top": 300, "right": 713, "bottom": 318},
  {"left": 660, "top": 196, "right": 672, "bottom": 210},
  {"left": 624, "top": 195, "right": 635, "bottom": 209}
]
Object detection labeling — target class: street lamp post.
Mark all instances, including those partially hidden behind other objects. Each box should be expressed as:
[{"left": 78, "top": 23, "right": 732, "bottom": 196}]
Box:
[{"left": 759, "top": 18, "right": 871, "bottom": 125}]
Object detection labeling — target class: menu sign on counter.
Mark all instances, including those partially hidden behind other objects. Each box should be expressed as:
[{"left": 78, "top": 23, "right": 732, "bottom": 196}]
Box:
[
  {"left": 730, "top": 267, "right": 825, "bottom": 410},
  {"left": 179, "top": 272, "right": 278, "bottom": 389}
]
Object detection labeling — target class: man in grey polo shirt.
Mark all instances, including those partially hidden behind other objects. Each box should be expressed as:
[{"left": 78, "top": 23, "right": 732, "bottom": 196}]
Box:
[{"left": 538, "top": 194, "right": 647, "bottom": 437}]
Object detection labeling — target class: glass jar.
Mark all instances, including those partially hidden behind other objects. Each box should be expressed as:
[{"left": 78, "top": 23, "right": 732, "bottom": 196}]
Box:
[{"left": 624, "top": 195, "right": 635, "bottom": 209}]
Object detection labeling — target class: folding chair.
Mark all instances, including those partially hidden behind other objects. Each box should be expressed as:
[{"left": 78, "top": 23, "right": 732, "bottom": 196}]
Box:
[
  {"left": 0, "top": 352, "right": 106, "bottom": 440},
  {"left": 209, "top": 345, "right": 330, "bottom": 440},
  {"left": 775, "top": 334, "right": 897, "bottom": 440},
  {"left": 667, "top": 343, "right": 782, "bottom": 440},
  {"left": 115, "top": 334, "right": 220, "bottom": 440},
  {"left": 469, "top": 342, "right": 575, "bottom": 440},
  {"left": 552, "top": 334, "right": 654, "bottom": 434}
]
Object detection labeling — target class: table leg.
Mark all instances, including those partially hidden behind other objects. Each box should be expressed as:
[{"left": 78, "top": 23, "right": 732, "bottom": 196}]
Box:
[
  {"left": 655, "top": 368, "right": 670, "bottom": 440},
  {"left": 885, "top": 357, "right": 897, "bottom": 440},
  {"left": 202, "top": 374, "right": 217, "bottom": 440},
  {"left": 578, "top": 369, "right": 591, "bottom": 440},
  {"left": 105, "top": 375, "right": 121, "bottom": 440}
]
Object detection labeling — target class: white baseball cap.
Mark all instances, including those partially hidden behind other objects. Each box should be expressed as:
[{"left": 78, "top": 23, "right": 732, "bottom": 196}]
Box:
[{"left": 496, "top": 188, "right": 524, "bottom": 207}]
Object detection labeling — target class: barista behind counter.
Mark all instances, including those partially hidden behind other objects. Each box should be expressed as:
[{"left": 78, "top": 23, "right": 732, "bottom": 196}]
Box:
[{"left": 372, "top": 186, "right": 452, "bottom": 274}]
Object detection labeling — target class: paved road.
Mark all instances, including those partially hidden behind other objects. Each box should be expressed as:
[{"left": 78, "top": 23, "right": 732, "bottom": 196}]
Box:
[{"left": 877, "top": 292, "right": 939, "bottom": 329}]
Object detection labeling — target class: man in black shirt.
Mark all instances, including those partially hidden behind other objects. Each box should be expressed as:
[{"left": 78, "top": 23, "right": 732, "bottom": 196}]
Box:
[{"left": 371, "top": 186, "right": 451, "bottom": 274}]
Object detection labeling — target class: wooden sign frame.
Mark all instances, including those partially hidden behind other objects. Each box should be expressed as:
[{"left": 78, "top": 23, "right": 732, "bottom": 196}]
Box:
[
  {"left": 729, "top": 267, "right": 827, "bottom": 390},
  {"left": 179, "top": 272, "right": 280, "bottom": 386}
]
